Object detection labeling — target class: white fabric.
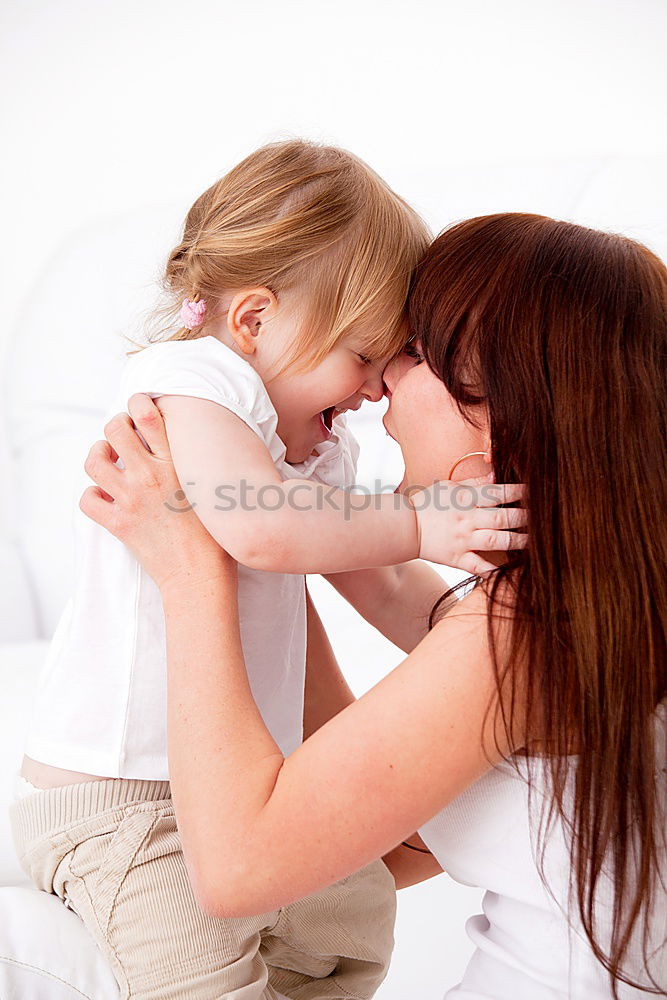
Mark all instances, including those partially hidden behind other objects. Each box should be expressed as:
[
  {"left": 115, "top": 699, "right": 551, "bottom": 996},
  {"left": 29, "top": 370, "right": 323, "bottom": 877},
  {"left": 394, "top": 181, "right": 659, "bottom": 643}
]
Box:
[
  {"left": 0, "top": 641, "right": 119, "bottom": 998},
  {"left": 2, "top": 209, "right": 175, "bottom": 640},
  {"left": 0, "top": 539, "right": 38, "bottom": 643},
  {"left": 419, "top": 706, "right": 667, "bottom": 999},
  {"left": 24, "top": 336, "right": 359, "bottom": 779},
  {"left": 0, "top": 887, "right": 120, "bottom": 1000},
  {"left": 0, "top": 640, "right": 50, "bottom": 887},
  {"left": 13, "top": 775, "right": 39, "bottom": 800}
]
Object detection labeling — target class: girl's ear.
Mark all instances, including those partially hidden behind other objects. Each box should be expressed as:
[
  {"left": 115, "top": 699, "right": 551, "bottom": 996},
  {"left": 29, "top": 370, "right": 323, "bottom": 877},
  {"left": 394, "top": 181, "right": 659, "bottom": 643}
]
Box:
[{"left": 226, "top": 288, "right": 278, "bottom": 355}]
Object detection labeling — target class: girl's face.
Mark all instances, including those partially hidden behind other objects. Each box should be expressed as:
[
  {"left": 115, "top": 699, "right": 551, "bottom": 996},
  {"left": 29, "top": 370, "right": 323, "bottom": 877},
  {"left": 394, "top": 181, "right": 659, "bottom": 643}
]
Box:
[
  {"left": 214, "top": 289, "right": 391, "bottom": 464},
  {"left": 382, "top": 338, "right": 490, "bottom": 491},
  {"left": 269, "top": 337, "right": 388, "bottom": 464}
]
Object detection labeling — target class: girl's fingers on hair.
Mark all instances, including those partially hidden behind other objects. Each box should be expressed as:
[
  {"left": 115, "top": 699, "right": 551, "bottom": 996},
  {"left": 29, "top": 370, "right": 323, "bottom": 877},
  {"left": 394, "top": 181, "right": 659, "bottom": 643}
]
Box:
[
  {"left": 473, "top": 483, "right": 526, "bottom": 507},
  {"left": 83, "top": 440, "right": 123, "bottom": 500},
  {"left": 127, "top": 394, "right": 171, "bottom": 461},
  {"left": 474, "top": 506, "right": 528, "bottom": 531},
  {"left": 470, "top": 529, "right": 528, "bottom": 552}
]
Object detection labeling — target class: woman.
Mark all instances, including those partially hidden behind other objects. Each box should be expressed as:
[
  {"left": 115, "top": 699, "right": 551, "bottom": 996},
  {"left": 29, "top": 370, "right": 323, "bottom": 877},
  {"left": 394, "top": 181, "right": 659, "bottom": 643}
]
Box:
[{"left": 81, "top": 213, "right": 667, "bottom": 999}]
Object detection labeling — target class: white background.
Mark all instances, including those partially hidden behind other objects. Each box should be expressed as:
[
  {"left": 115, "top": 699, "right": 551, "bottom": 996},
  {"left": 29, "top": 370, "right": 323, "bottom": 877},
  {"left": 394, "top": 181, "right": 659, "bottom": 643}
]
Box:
[
  {"left": 2, "top": 0, "right": 667, "bottom": 350},
  {"left": 1, "top": 3, "right": 666, "bottom": 997}
]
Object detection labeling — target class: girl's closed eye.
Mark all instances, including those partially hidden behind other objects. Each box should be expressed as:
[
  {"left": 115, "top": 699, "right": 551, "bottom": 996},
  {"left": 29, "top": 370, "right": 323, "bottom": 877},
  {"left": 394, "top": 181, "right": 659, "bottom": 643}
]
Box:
[{"left": 357, "top": 352, "right": 373, "bottom": 365}]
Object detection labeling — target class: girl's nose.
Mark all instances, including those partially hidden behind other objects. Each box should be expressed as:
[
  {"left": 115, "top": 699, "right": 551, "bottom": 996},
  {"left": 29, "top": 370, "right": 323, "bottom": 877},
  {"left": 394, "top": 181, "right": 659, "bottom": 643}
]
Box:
[
  {"left": 382, "top": 356, "right": 400, "bottom": 396},
  {"left": 362, "top": 366, "right": 385, "bottom": 403}
]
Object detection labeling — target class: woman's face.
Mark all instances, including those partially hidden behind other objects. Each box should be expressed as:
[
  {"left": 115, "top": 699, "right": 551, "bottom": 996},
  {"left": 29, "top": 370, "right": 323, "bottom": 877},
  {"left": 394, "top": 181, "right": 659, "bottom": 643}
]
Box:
[{"left": 382, "top": 338, "right": 490, "bottom": 492}]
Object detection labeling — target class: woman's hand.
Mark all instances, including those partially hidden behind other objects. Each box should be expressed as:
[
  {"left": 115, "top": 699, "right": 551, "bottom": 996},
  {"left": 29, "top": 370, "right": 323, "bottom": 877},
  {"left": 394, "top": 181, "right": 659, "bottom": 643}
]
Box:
[{"left": 80, "top": 393, "right": 233, "bottom": 594}]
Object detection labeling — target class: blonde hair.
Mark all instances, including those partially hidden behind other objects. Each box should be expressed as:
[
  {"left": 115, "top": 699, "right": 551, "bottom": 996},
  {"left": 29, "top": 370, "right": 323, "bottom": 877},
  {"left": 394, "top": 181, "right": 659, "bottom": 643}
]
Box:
[{"left": 139, "top": 139, "right": 430, "bottom": 371}]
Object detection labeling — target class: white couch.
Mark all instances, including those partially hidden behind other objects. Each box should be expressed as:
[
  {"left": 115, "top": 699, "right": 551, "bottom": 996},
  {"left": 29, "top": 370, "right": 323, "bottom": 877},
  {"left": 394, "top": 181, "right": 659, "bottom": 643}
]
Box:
[{"left": 1, "top": 157, "right": 666, "bottom": 998}]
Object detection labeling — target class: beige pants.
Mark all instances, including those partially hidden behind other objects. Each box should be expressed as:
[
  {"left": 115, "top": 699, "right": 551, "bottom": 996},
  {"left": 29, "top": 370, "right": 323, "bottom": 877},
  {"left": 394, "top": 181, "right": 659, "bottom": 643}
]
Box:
[{"left": 10, "top": 778, "right": 396, "bottom": 1000}]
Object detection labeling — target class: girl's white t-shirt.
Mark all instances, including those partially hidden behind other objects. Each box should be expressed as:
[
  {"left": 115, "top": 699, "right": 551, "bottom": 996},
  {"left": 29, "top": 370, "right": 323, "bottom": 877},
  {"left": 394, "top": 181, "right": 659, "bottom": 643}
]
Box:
[{"left": 24, "top": 336, "right": 360, "bottom": 779}]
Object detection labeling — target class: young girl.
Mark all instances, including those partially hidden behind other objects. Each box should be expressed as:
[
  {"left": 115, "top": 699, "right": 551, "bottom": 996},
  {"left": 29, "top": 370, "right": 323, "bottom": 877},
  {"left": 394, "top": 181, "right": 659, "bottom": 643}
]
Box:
[{"left": 12, "top": 141, "right": 526, "bottom": 1000}]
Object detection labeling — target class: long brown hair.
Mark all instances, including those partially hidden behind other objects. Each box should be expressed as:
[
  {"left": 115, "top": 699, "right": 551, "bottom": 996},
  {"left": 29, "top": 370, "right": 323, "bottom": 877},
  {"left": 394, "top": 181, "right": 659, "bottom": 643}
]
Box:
[{"left": 410, "top": 214, "right": 667, "bottom": 995}]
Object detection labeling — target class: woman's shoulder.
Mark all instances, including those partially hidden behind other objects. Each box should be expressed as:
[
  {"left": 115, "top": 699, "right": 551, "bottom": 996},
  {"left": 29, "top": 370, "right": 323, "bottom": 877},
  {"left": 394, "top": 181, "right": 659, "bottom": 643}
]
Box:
[{"left": 437, "top": 575, "right": 516, "bottom": 629}]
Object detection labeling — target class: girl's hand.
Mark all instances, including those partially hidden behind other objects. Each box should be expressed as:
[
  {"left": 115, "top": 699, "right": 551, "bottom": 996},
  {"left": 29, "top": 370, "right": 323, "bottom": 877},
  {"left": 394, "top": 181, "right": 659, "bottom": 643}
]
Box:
[
  {"left": 79, "top": 393, "right": 233, "bottom": 594},
  {"left": 409, "top": 477, "right": 528, "bottom": 577}
]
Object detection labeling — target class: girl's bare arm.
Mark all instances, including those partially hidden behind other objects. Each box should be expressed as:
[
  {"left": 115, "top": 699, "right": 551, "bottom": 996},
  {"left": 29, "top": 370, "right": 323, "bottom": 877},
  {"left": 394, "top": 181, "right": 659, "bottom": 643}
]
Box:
[
  {"left": 153, "top": 395, "right": 525, "bottom": 576},
  {"left": 323, "top": 561, "right": 458, "bottom": 654},
  {"left": 302, "top": 586, "right": 356, "bottom": 739},
  {"left": 156, "top": 394, "right": 419, "bottom": 573}
]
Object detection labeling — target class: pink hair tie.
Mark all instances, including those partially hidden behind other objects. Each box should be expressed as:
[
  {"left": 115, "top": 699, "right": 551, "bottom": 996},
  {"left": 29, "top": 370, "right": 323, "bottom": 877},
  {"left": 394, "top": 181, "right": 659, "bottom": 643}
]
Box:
[{"left": 180, "top": 297, "right": 207, "bottom": 329}]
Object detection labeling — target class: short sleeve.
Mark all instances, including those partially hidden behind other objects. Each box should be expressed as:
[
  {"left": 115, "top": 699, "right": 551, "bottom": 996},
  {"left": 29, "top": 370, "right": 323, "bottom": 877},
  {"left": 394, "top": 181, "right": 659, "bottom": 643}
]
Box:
[{"left": 119, "top": 337, "right": 283, "bottom": 459}]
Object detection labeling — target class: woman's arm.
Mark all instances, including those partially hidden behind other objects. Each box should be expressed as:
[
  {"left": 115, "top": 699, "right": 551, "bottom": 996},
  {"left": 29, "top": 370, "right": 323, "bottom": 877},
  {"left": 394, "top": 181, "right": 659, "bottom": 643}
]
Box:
[
  {"left": 323, "top": 561, "right": 458, "bottom": 654},
  {"left": 161, "top": 571, "right": 500, "bottom": 917},
  {"left": 303, "top": 587, "right": 356, "bottom": 738},
  {"left": 383, "top": 835, "right": 445, "bottom": 889}
]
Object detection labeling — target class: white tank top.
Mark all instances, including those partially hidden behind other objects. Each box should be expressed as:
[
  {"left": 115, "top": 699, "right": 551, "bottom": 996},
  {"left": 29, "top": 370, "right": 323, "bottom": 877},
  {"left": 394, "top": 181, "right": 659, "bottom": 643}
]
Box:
[
  {"left": 24, "top": 337, "right": 359, "bottom": 779},
  {"left": 419, "top": 706, "right": 667, "bottom": 999}
]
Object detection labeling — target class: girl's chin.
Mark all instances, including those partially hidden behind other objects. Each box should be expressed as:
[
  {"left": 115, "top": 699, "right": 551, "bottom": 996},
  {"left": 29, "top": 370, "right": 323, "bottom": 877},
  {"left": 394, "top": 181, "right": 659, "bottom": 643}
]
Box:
[{"left": 285, "top": 444, "right": 312, "bottom": 464}]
